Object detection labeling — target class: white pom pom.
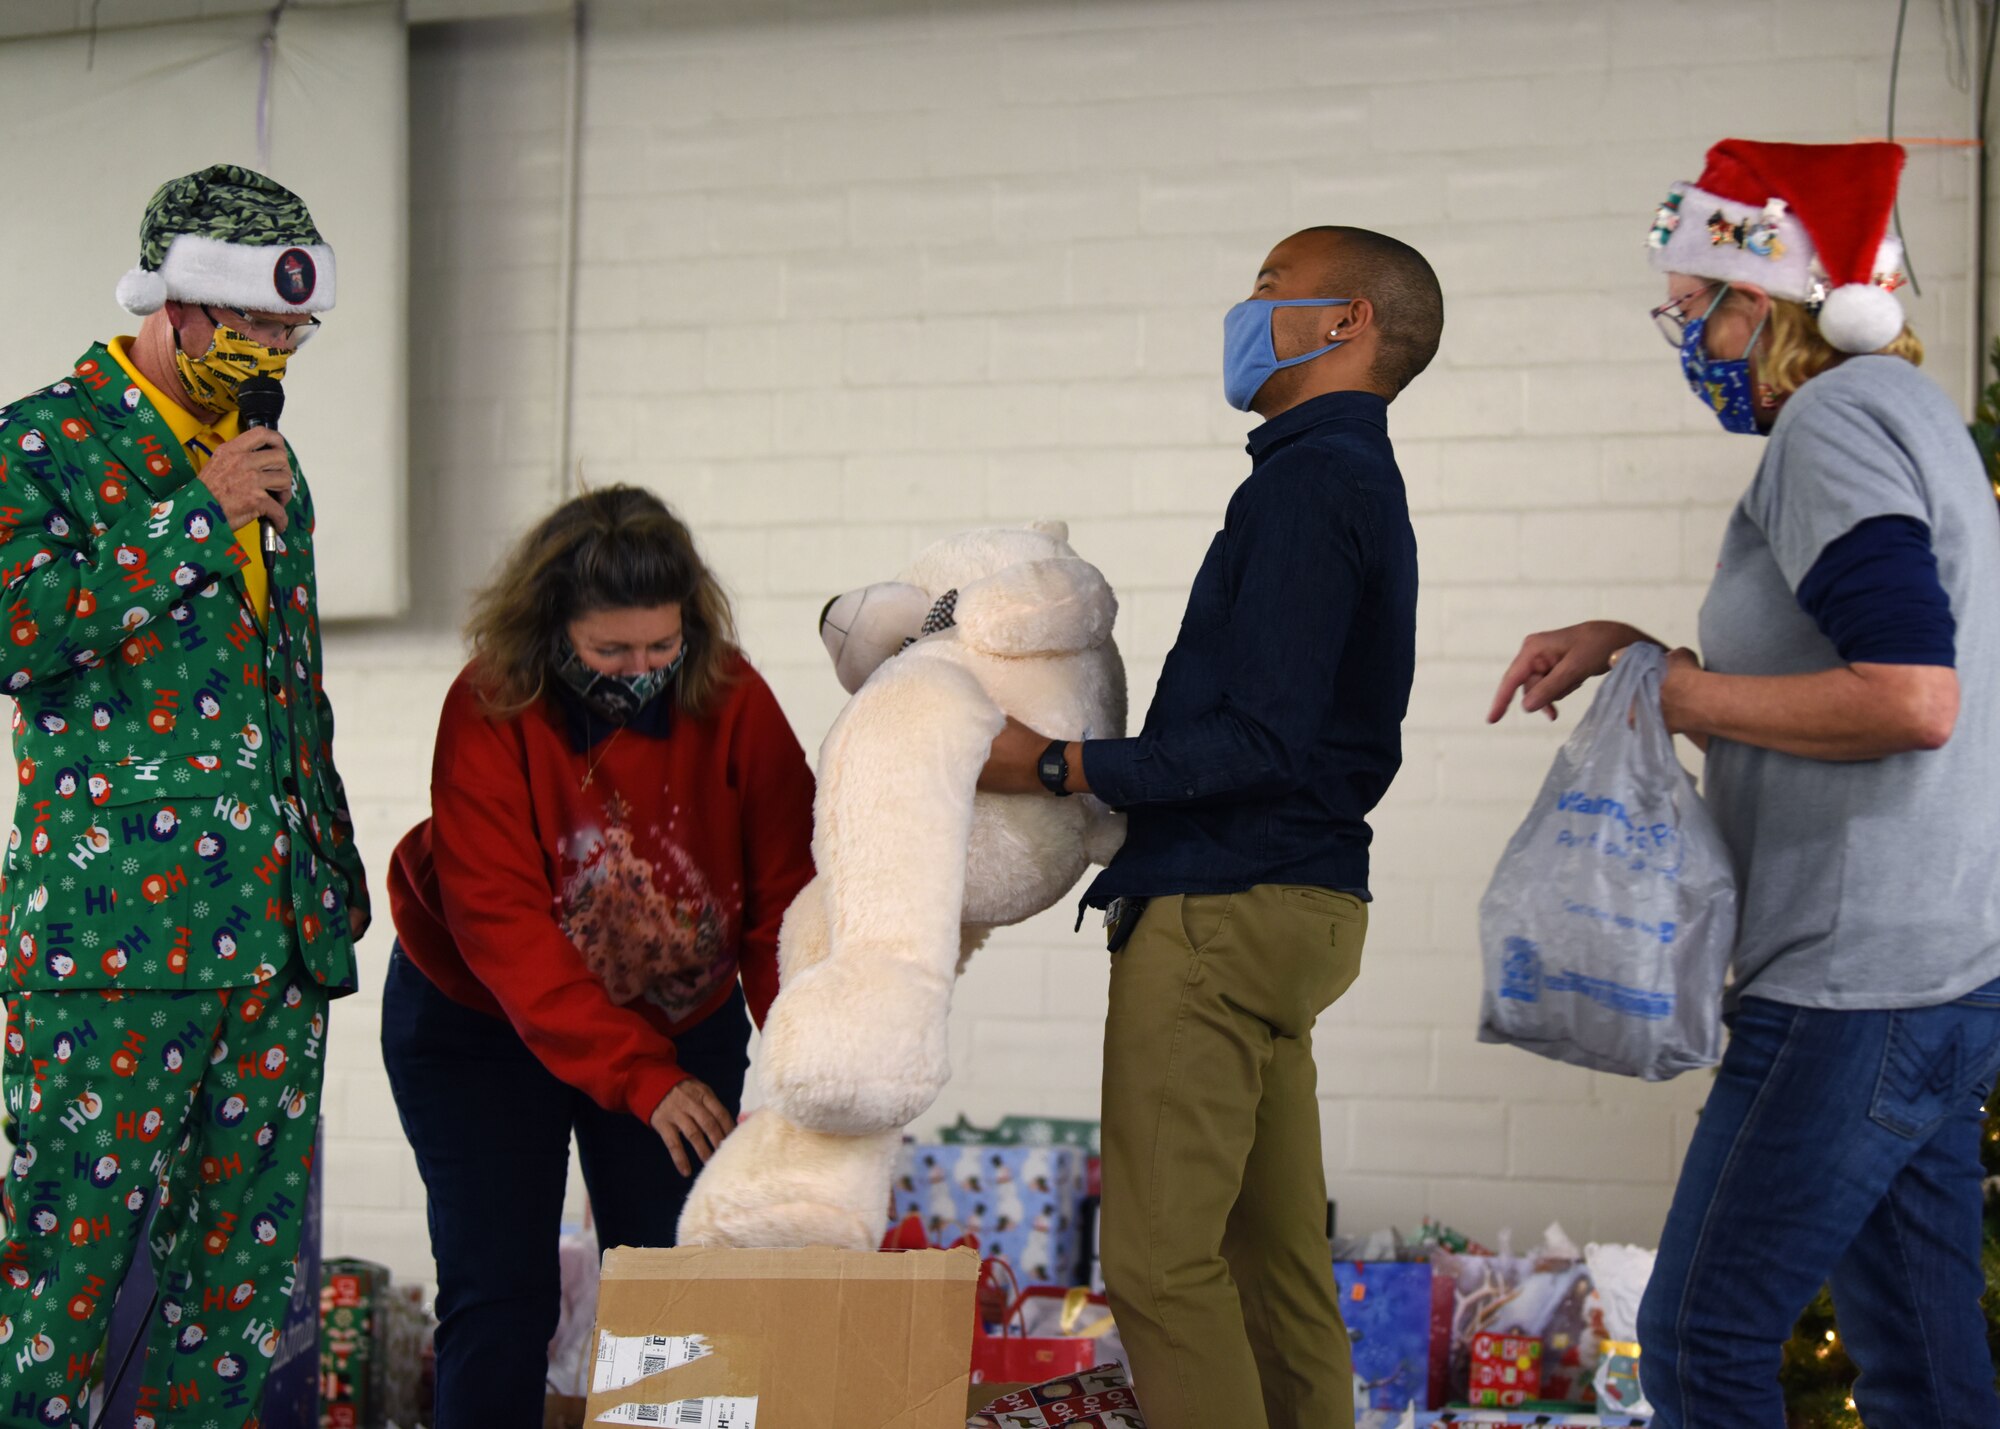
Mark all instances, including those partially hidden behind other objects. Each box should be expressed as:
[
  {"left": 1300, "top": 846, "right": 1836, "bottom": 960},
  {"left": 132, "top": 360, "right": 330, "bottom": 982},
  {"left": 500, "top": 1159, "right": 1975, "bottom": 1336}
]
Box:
[
  {"left": 1818, "top": 283, "right": 1905, "bottom": 354},
  {"left": 115, "top": 267, "right": 167, "bottom": 315}
]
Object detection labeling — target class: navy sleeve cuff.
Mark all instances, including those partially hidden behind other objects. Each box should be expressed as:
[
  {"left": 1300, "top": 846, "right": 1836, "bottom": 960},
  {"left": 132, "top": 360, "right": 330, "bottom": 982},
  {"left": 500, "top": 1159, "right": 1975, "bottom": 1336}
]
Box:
[
  {"left": 1795, "top": 514, "right": 1956, "bottom": 668},
  {"left": 1079, "top": 737, "right": 1145, "bottom": 810}
]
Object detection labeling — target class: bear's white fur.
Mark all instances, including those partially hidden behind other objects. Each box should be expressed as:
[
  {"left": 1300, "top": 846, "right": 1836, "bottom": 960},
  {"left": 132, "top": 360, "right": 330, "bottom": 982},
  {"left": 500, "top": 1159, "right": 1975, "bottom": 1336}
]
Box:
[{"left": 678, "top": 521, "right": 1125, "bottom": 1250}]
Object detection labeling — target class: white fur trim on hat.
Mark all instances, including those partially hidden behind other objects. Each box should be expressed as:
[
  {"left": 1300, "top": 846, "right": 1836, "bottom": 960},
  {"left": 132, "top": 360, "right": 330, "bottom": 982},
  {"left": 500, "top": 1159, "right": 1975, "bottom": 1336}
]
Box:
[
  {"left": 1818, "top": 283, "right": 1906, "bottom": 354},
  {"left": 121, "top": 233, "right": 337, "bottom": 316},
  {"left": 1647, "top": 183, "right": 1815, "bottom": 302},
  {"left": 115, "top": 267, "right": 169, "bottom": 315}
]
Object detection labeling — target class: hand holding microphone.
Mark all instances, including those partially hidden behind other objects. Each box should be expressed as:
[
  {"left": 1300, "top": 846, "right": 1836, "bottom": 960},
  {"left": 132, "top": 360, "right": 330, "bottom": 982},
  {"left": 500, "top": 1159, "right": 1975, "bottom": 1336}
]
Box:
[{"left": 198, "top": 376, "right": 292, "bottom": 536}]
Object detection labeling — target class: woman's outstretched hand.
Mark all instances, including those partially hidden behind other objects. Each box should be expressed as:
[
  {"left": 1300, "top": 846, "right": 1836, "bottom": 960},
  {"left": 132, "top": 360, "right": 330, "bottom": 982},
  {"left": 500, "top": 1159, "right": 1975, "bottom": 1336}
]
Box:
[{"left": 1487, "top": 621, "right": 1652, "bottom": 724}]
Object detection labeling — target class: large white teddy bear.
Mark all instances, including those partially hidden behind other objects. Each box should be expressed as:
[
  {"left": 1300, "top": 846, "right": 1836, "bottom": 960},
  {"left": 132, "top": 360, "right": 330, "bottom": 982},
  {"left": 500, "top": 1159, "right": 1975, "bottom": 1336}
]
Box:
[{"left": 678, "top": 521, "right": 1126, "bottom": 1251}]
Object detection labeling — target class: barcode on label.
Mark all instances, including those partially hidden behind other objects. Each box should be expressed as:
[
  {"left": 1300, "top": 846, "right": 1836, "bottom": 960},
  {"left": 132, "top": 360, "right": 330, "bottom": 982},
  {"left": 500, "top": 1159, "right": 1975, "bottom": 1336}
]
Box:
[
  {"left": 641, "top": 1354, "right": 667, "bottom": 1375},
  {"left": 595, "top": 1394, "right": 757, "bottom": 1427}
]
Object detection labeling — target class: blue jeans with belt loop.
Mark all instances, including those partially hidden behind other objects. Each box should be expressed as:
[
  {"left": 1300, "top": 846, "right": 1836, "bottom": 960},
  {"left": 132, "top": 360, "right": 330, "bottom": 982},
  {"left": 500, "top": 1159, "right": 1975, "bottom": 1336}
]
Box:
[{"left": 1638, "top": 977, "right": 2000, "bottom": 1426}]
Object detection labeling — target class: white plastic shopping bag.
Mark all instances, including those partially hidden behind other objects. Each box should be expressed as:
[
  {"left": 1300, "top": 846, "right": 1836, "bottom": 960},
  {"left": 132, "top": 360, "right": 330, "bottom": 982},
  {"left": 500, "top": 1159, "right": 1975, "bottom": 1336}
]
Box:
[{"left": 1478, "top": 643, "right": 1737, "bottom": 1080}]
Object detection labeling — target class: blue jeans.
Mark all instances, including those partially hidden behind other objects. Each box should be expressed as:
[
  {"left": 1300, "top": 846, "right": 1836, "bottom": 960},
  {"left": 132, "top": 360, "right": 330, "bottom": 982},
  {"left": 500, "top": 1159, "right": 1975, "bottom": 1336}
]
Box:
[
  {"left": 1638, "top": 979, "right": 2000, "bottom": 1427},
  {"left": 381, "top": 943, "right": 749, "bottom": 1429}
]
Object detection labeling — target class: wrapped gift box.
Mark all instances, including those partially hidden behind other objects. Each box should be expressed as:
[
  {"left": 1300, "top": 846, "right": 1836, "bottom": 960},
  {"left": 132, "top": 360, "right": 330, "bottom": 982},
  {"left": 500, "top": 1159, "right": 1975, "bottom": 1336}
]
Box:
[
  {"left": 1334, "top": 1260, "right": 1437, "bottom": 1413},
  {"left": 939, "top": 1115, "right": 1101, "bottom": 1155},
  {"left": 894, "top": 1142, "right": 1087, "bottom": 1286},
  {"left": 1435, "top": 1246, "right": 1597, "bottom": 1404},
  {"left": 321, "top": 1257, "right": 392, "bottom": 1428},
  {"left": 1470, "top": 1331, "right": 1543, "bottom": 1407}
]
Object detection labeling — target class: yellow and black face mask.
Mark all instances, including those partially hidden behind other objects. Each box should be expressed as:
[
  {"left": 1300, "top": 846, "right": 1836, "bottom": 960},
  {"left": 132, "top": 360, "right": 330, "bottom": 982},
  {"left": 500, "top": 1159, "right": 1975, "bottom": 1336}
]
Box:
[{"left": 173, "top": 318, "right": 291, "bottom": 411}]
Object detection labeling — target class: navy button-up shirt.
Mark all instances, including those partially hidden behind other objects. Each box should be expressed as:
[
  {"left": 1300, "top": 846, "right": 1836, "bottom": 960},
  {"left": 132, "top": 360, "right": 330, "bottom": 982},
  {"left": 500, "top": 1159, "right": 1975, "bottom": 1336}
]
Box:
[{"left": 1080, "top": 389, "right": 1418, "bottom": 909}]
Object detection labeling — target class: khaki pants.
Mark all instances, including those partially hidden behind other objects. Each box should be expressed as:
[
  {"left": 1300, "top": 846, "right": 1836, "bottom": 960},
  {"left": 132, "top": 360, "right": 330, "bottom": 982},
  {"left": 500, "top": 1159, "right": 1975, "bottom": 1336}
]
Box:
[{"left": 1101, "top": 883, "right": 1368, "bottom": 1429}]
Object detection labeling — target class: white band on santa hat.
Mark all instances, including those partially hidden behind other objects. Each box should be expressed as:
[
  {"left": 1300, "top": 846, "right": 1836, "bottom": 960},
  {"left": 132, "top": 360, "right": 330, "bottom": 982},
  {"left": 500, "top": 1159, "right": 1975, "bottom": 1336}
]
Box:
[
  {"left": 1648, "top": 183, "right": 1903, "bottom": 305},
  {"left": 116, "top": 234, "right": 337, "bottom": 317}
]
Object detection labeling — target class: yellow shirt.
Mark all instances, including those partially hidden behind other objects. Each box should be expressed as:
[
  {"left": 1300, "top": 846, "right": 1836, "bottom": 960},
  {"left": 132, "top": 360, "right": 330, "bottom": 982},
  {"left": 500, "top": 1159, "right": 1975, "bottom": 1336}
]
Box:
[{"left": 107, "top": 337, "right": 268, "bottom": 622}]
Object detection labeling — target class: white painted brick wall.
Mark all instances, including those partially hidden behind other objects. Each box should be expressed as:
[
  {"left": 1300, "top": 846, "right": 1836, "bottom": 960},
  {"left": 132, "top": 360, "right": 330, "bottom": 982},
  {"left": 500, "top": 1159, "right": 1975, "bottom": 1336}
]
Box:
[{"left": 296, "top": 0, "right": 1977, "bottom": 1283}]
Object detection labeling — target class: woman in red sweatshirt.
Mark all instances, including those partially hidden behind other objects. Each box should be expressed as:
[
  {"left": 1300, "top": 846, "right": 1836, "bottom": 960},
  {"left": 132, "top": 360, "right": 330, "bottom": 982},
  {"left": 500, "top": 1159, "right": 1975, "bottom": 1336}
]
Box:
[{"left": 382, "top": 485, "right": 815, "bottom": 1426}]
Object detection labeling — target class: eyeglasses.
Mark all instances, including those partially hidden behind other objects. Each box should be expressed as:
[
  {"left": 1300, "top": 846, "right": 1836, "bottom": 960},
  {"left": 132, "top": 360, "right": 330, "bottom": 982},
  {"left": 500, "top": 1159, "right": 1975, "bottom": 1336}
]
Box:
[
  {"left": 203, "top": 305, "right": 320, "bottom": 350},
  {"left": 1649, "top": 284, "right": 1725, "bottom": 349}
]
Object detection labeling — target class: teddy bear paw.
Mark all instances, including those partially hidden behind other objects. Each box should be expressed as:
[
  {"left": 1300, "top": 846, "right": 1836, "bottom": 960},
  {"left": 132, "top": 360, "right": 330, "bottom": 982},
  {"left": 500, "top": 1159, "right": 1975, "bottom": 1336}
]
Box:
[
  {"left": 678, "top": 1113, "right": 896, "bottom": 1252},
  {"left": 759, "top": 962, "right": 951, "bottom": 1135}
]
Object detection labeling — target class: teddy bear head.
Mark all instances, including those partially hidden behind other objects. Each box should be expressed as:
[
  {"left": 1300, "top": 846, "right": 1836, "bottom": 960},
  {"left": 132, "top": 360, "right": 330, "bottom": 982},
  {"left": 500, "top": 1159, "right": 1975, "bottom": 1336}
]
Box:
[{"left": 818, "top": 520, "right": 1117, "bottom": 694}]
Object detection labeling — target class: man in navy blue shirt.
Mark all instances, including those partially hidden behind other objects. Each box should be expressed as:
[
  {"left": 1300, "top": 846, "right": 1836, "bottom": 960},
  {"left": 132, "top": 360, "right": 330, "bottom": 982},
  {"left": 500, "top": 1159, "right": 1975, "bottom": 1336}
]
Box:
[{"left": 982, "top": 226, "right": 1441, "bottom": 1429}]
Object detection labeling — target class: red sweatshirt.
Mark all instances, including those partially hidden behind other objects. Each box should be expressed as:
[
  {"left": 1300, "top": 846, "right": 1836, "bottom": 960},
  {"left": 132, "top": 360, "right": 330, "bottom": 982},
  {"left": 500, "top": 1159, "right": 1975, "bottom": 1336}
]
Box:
[{"left": 388, "top": 653, "right": 816, "bottom": 1124}]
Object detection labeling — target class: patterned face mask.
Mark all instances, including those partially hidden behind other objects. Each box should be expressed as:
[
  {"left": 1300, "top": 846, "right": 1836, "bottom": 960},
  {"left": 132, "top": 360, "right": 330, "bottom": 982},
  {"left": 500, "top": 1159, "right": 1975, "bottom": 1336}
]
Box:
[
  {"left": 173, "top": 319, "right": 291, "bottom": 412},
  {"left": 553, "top": 637, "right": 683, "bottom": 724},
  {"left": 1678, "top": 289, "right": 1768, "bottom": 437}
]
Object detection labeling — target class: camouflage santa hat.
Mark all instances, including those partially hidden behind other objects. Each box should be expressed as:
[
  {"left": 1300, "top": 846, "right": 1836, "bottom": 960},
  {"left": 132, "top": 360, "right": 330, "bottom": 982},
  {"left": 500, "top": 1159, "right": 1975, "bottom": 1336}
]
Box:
[{"left": 115, "top": 163, "right": 335, "bottom": 317}]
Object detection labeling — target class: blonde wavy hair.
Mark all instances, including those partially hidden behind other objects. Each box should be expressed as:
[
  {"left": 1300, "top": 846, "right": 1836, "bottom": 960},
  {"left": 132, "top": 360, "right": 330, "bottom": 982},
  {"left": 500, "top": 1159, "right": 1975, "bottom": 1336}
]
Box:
[
  {"left": 464, "top": 485, "right": 739, "bottom": 720},
  {"left": 1728, "top": 288, "right": 1925, "bottom": 399}
]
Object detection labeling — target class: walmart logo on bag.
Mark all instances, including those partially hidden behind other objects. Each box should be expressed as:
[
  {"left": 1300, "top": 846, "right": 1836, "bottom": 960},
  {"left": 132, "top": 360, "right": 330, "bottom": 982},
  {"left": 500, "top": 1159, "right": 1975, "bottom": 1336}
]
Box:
[
  {"left": 1496, "top": 935, "right": 1674, "bottom": 1021},
  {"left": 1556, "top": 789, "right": 1637, "bottom": 829},
  {"left": 1499, "top": 937, "right": 1543, "bottom": 1002}
]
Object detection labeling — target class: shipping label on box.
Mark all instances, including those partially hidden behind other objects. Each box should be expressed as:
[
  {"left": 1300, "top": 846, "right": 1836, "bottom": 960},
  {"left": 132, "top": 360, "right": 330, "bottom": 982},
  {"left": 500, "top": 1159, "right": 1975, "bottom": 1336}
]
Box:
[
  {"left": 893, "top": 1144, "right": 1086, "bottom": 1284},
  {"left": 584, "top": 1245, "right": 978, "bottom": 1429}
]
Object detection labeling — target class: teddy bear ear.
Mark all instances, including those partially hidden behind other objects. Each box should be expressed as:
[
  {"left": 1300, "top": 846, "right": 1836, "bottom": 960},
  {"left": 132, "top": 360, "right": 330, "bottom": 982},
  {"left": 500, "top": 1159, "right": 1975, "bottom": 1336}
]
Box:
[
  {"left": 1025, "top": 519, "right": 1069, "bottom": 544},
  {"left": 954, "top": 557, "right": 1115, "bottom": 658}
]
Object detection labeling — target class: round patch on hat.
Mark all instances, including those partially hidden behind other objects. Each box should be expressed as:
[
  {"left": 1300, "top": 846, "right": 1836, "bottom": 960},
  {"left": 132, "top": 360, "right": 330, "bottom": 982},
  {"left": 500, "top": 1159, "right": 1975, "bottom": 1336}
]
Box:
[{"left": 273, "top": 248, "right": 317, "bottom": 305}]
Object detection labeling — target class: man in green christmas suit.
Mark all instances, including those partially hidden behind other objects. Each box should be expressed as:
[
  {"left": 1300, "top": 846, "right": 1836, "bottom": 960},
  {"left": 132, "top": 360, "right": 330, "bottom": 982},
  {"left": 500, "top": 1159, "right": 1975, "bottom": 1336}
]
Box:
[{"left": 0, "top": 165, "right": 367, "bottom": 1427}]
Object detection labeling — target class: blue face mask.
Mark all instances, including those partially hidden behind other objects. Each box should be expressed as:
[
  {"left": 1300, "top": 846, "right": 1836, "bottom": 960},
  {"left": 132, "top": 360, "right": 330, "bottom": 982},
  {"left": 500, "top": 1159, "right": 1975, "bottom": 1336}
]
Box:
[
  {"left": 1679, "top": 295, "right": 1769, "bottom": 437},
  {"left": 1222, "top": 298, "right": 1351, "bottom": 411}
]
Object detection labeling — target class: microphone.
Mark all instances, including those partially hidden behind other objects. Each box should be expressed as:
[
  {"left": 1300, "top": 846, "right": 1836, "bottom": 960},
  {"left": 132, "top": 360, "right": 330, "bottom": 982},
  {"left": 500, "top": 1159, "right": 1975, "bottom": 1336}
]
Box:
[{"left": 235, "top": 376, "right": 286, "bottom": 560}]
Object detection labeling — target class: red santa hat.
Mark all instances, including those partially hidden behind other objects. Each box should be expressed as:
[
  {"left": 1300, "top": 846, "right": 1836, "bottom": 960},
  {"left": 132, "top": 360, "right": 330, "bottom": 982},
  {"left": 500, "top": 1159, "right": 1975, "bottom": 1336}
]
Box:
[{"left": 1646, "top": 138, "right": 1908, "bottom": 354}]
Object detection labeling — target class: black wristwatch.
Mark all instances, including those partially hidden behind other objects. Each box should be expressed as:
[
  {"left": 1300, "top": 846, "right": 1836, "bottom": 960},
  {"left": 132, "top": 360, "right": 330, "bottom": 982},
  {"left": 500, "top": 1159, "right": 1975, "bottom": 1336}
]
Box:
[{"left": 1037, "top": 739, "right": 1073, "bottom": 797}]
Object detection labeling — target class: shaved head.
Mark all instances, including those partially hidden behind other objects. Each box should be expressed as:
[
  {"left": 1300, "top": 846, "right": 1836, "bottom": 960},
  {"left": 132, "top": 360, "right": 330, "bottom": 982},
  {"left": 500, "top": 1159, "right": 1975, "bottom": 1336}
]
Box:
[{"left": 1290, "top": 226, "right": 1444, "bottom": 394}]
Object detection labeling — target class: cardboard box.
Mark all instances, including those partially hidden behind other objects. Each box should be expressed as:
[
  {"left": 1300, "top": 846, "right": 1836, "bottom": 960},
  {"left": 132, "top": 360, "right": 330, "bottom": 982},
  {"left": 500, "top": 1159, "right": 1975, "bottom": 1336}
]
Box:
[{"left": 584, "top": 1245, "right": 979, "bottom": 1428}]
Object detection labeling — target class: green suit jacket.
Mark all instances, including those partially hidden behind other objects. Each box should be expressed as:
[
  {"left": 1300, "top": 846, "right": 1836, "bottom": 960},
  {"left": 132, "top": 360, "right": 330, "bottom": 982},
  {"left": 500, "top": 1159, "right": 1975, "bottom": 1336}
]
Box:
[{"left": 0, "top": 343, "right": 366, "bottom": 995}]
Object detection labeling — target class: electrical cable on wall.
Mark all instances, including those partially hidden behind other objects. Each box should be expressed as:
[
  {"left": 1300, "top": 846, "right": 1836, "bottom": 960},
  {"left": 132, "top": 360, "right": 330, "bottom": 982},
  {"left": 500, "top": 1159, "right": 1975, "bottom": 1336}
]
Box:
[
  {"left": 1975, "top": 0, "right": 1999, "bottom": 375},
  {"left": 257, "top": 0, "right": 295, "bottom": 169},
  {"left": 1889, "top": 0, "right": 1924, "bottom": 296}
]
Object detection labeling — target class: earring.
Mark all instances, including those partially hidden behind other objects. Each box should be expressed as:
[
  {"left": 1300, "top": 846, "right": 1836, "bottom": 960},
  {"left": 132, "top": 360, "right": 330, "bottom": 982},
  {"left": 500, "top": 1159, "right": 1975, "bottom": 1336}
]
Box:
[{"left": 1755, "top": 382, "right": 1777, "bottom": 409}]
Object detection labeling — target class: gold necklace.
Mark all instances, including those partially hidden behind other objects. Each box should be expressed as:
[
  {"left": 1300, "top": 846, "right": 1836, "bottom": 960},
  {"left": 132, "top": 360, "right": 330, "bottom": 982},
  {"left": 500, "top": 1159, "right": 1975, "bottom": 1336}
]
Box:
[{"left": 580, "top": 724, "right": 625, "bottom": 790}]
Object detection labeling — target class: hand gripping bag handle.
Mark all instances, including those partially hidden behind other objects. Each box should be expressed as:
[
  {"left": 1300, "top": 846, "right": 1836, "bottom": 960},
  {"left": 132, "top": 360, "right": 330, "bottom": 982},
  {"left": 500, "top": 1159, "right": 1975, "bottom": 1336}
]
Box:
[{"left": 1565, "top": 641, "right": 1675, "bottom": 778}]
